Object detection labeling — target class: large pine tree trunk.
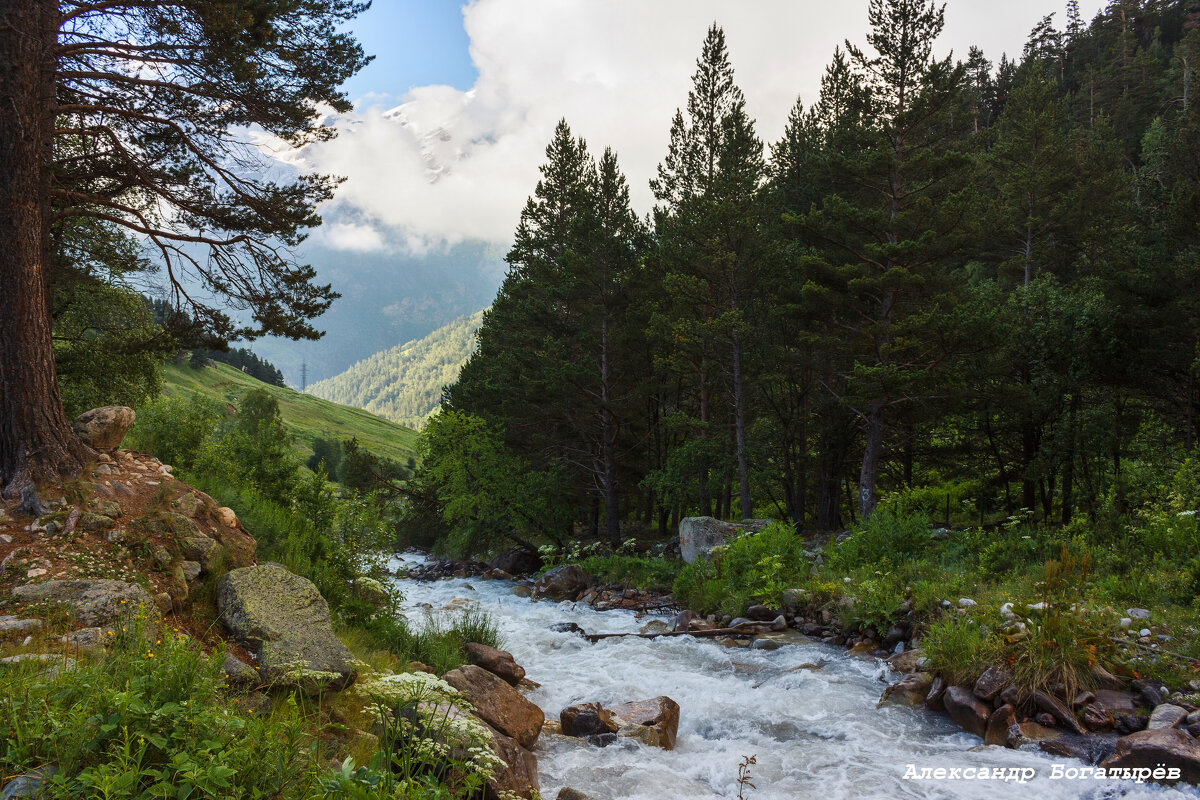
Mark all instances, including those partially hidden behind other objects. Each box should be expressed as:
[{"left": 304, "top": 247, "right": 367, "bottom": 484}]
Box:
[
  {"left": 858, "top": 400, "right": 885, "bottom": 520},
  {"left": 600, "top": 318, "right": 620, "bottom": 545},
  {"left": 731, "top": 331, "right": 753, "bottom": 518},
  {"left": 0, "top": 0, "right": 92, "bottom": 498}
]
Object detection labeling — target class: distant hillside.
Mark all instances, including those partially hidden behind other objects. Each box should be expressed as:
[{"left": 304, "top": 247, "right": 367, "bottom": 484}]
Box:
[
  {"left": 163, "top": 360, "right": 419, "bottom": 465},
  {"left": 307, "top": 310, "right": 484, "bottom": 429},
  {"left": 248, "top": 241, "right": 503, "bottom": 386}
]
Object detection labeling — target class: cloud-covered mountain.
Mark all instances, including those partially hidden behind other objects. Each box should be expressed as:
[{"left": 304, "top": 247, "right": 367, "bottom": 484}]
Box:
[{"left": 248, "top": 242, "right": 501, "bottom": 387}]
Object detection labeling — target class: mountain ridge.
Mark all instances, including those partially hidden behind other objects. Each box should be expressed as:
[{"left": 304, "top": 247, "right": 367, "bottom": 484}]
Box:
[{"left": 306, "top": 309, "right": 484, "bottom": 429}]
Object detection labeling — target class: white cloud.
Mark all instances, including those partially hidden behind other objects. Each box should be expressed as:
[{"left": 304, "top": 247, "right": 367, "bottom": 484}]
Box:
[
  {"left": 320, "top": 221, "right": 387, "bottom": 252},
  {"left": 293, "top": 0, "right": 1103, "bottom": 253}
]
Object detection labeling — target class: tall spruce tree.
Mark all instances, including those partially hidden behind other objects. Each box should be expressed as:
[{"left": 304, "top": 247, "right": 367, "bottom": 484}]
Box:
[
  {"left": 651, "top": 24, "right": 766, "bottom": 519},
  {"left": 580, "top": 148, "right": 645, "bottom": 543},
  {"left": 449, "top": 122, "right": 644, "bottom": 543},
  {"left": 982, "top": 64, "right": 1076, "bottom": 514},
  {"left": 805, "top": 0, "right": 973, "bottom": 519},
  {"left": 0, "top": 1, "right": 367, "bottom": 496}
]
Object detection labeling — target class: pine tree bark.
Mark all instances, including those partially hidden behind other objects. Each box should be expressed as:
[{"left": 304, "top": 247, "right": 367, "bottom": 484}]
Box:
[
  {"left": 0, "top": 0, "right": 93, "bottom": 497},
  {"left": 600, "top": 318, "right": 620, "bottom": 545},
  {"left": 859, "top": 400, "right": 885, "bottom": 519},
  {"left": 731, "top": 330, "right": 753, "bottom": 518}
]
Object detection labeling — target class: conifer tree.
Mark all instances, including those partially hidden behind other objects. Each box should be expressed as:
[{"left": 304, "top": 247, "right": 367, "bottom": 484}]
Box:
[
  {"left": 450, "top": 122, "right": 645, "bottom": 542},
  {"left": 0, "top": 1, "right": 367, "bottom": 495},
  {"left": 807, "top": 0, "right": 973, "bottom": 518},
  {"left": 651, "top": 24, "right": 766, "bottom": 519}
]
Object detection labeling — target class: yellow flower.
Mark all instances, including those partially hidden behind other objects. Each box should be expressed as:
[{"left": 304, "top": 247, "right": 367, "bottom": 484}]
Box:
[{"left": 146, "top": 652, "right": 154, "bottom": 658}]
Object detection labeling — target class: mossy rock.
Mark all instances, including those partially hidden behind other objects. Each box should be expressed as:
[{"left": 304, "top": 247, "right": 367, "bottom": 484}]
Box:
[
  {"left": 77, "top": 512, "right": 115, "bottom": 533},
  {"left": 217, "top": 565, "right": 356, "bottom": 693},
  {"left": 135, "top": 511, "right": 200, "bottom": 539},
  {"left": 12, "top": 579, "right": 159, "bottom": 628},
  {"left": 85, "top": 499, "right": 123, "bottom": 519}
]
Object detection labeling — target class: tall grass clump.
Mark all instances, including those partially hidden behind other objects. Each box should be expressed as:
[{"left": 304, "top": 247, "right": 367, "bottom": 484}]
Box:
[{"left": 0, "top": 611, "right": 320, "bottom": 799}]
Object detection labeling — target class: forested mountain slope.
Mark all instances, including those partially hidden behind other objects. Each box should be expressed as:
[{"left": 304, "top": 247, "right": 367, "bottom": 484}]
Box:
[
  {"left": 307, "top": 310, "right": 484, "bottom": 429},
  {"left": 249, "top": 243, "right": 502, "bottom": 387}
]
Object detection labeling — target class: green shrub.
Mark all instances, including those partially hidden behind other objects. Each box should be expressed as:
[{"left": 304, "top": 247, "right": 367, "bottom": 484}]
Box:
[
  {"left": 973, "top": 525, "right": 1067, "bottom": 580},
  {"left": 126, "top": 393, "right": 223, "bottom": 471},
  {"left": 921, "top": 613, "right": 998, "bottom": 686},
  {"left": 826, "top": 509, "right": 932, "bottom": 573},
  {"left": 54, "top": 280, "right": 168, "bottom": 419},
  {"left": 577, "top": 554, "right": 682, "bottom": 592},
  {"left": 0, "top": 615, "right": 321, "bottom": 799},
  {"left": 838, "top": 570, "right": 907, "bottom": 631},
  {"left": 673, "top": 522, "right": 808, "bottom": 617},
  {"left": 889, "top": 479, "right": 984, "bottom": 523}
]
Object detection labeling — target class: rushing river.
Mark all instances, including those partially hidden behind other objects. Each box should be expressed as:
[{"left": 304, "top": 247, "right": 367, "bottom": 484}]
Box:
[{"left": 390, "top": 554, "right": 1198, "bottom": 800}]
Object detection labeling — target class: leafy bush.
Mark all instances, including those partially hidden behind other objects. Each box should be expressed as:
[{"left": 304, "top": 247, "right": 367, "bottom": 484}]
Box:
[
  {"left": 973, "top": 525, "right": 1064, "bottom": 579},
  {"left": 673, "top": 522, "right": 808, "bottom": 616},
  {"left": 888, "top": 479, "right": 985, "bottom": 523},
  {"left": 126, "top": 393, "right": 223, "bottom": 471},
  {"left": 838, "top": 570, "right": 907, "bottom": 631},
  {"left": 54, "top": 282, "right": 168, "bottom": 419},
  {"left": 577, "top": 554, "right": 682, "bottom": 592},
  {"left": 826, "top": 508, "right": 932, "bottom": 573},
  {"left": 410, "top": 411, "right": 571, "bottom": 558}
]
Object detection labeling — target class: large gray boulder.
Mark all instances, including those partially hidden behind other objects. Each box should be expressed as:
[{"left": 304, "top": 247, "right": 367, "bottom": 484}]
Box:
[
  {"left": 679, "top": 517, "right": 772, "bottom": 564},
  {"left": 12, "top": 579, "right": 157, "bottom": 627},
  {"left": 217, "top": 565, "right": 356, "bottom": 693},
  {"left": 73, "top": 406, "right": 135, "bottom": 452},
  {"left": 534, "top": 564, "right": 590, "bottom": 600}
]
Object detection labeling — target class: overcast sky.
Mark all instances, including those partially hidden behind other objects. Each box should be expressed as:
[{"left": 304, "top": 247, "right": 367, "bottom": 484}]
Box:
[{"left": 284, "top": 0, "right": 1106, "bottom": 255}]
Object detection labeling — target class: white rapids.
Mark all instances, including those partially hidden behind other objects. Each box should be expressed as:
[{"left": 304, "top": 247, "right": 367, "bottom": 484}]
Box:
[{"left": 390, "top": 554, "right": 1199, "bottom": 800}]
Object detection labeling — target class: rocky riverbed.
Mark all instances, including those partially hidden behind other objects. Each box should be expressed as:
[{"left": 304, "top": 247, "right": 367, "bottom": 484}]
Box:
[{"left": 392, "top": 553, "right": 1200, "bottom": 799}]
